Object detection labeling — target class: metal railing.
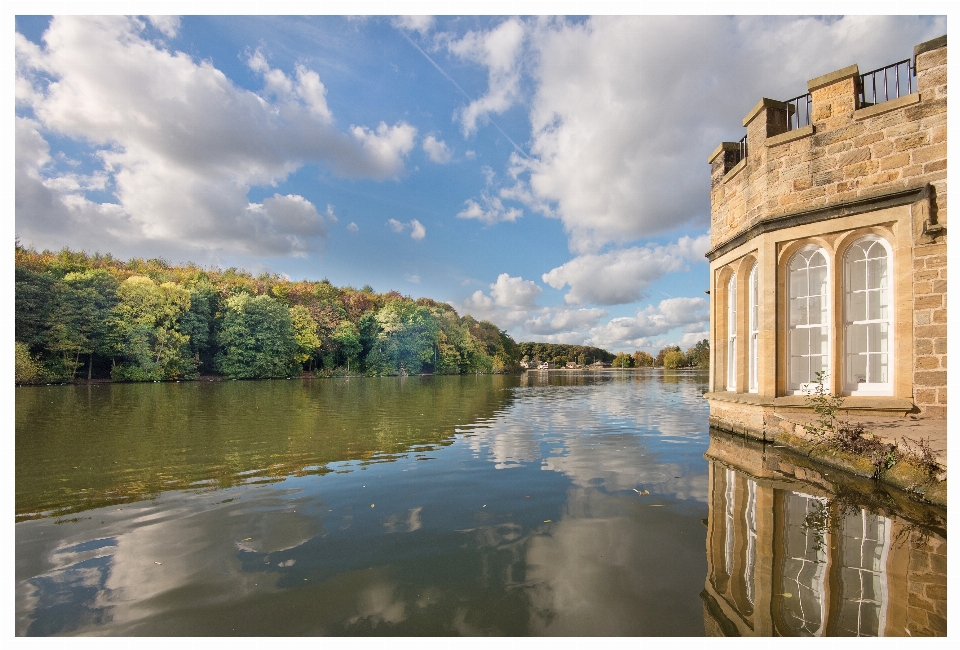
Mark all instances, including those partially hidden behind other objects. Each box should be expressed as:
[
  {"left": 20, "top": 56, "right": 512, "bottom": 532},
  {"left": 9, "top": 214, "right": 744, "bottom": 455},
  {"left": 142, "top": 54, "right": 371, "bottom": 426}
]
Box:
[
  {"left": 785, "top": 93, "right": 812, "bottom": 131},
  {"left": 859, "top": 59, "right": 915, "bottom": 107},
  {"left": 732, "top": 134, "right": 748, "bottom": 165}
]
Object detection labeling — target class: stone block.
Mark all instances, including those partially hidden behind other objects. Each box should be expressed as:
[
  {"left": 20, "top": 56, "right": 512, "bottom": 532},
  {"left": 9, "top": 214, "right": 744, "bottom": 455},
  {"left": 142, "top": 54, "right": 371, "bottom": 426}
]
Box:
[
  {"left": 854, "top": 131, "right": 883, "bottom": 147},
  {"left": 902, "top": 164, "right": 923, "bottom": 178},
  {"left": 921, "top": 404, "right": 946, "bottom": 419},
  {"left": 913, "top": 281, "right": 932, "bottom": 294},
  {"left": 933, "top": 338, "right": 946, "bottom": 354},
  {"left": 915, "top": 339, "right": 933, "bottom": 355},
  {"left": 895, "top": 132, "right": 930, "bottom": 151},
  {"left": 879, "top": 152, "right": 910, "bottom": 170},
  {"left": 932, "top": 309, "right": 946, "bottom": 323},
  {"left": 914, "top": 371, "right": 946, "bottom": 386},
  {"left": 937, "top": 387, "right": 947, "bottom": 403},
  {"left": 844, "top": 160, "right": 878, "bottom": 178},
  {"left": 908, "top": 592, "right": 937, "bottom": 613},
  {"left": 924, "top": 160, "right": 947, "bottom": 174},
  {"left": 915, "top": 323, "right": 947, "bottom": 339},
  {"left": 914, "top": 294, "right": 943, "bottom": 309},
  {"left": 914, "top": 311, "right": 931, "bottom": 325},
  {"left": 912, "top": 142, "right": 947, "bottom": 164},
  {"left": 904, "top": 97, "right": 947, "bottom": 121},
  {"left": 915, "top": 355, "right": 939, "bottom": 370},
  {"left": 929, "top": 552, "right": 946, "bottom": 574}
]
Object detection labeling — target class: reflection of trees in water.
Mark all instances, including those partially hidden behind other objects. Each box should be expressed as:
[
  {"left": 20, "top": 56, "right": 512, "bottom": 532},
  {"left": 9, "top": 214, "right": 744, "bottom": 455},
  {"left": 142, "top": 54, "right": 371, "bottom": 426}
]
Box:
[{"left": 16, "top": 376, "right": 515, "bottom": 519}]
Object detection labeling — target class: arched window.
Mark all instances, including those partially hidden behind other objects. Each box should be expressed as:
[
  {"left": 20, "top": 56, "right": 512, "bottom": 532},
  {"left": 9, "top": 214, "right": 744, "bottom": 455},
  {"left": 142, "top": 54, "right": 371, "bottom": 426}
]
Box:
[
  {"left": 788, "top": 247, "right": 829, "bottom": 393},
  {"left": 748, "top": 264, "right": 759, "bottom": 393},
  {"left": 843, "top": 236, "right": 893, "bottom": 395},
  {"left": 727, "top": 274, "right": 737, "bottom": 391}
]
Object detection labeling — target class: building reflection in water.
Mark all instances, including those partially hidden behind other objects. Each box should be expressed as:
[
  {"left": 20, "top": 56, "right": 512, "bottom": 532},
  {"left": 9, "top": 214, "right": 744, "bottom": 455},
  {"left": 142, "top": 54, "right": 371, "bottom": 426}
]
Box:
[{"left": 702, "top": 430, "right": 946, "bottom": 637}]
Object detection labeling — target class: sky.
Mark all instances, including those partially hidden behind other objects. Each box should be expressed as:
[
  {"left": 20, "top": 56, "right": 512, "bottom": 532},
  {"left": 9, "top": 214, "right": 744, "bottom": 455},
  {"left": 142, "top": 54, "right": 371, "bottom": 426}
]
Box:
[{"left": 13, "top": 11, "right": 947, "bottom": 354}]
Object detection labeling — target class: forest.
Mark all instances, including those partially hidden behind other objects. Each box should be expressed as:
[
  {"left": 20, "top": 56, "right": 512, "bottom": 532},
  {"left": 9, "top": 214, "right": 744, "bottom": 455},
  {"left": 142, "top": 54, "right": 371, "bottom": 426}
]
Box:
[
  {"left": 15, "top": 244, "right": 707, "bottom": 385},
  {"left": 15, "top": 245, "right": 522, "bottom": 384}
]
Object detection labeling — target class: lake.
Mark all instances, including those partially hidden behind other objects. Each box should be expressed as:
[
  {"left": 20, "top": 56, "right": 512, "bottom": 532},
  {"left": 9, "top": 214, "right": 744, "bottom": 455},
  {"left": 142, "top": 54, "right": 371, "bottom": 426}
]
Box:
[{"left": 15, "top": 371, "right": 946, "bottom": 636}]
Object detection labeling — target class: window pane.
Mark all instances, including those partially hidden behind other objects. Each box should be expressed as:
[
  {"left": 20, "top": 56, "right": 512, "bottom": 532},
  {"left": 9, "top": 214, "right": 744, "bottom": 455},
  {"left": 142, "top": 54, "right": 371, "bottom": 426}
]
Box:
[
  {"left": 810, "top": 262, "right": 827, "bottom": 298},
  {"left": 869, "top": 322, "right": 888, "bottom": 354},
  {"left": 791, "top": 355, "right": 807, "bottom": 385},
  {"left": 867, "top": 288, "right": 884, "bottom": 321},
  {"left": 847, "top": 350, "right": 867, "bottom": 386},
  {"left": 848, "top": 258, "right": 866, "bottom": 293},
  {"left": 848, "top": 323, "right": 867, "bottom": 354},
  {"left": 867, "top": 250, "right": 888, "bottom": 289},
  {"left": 790, "top": 266, "right": 805, "bottom": 299},
  {"left": 848, "top": 289, "right": 866, "bottom": 322},
  {"left": 813, "top": 327, "right": 828, "bottom": 356},
  {"left": 790, "top": 297, "right": 806, "bottom": 326}
]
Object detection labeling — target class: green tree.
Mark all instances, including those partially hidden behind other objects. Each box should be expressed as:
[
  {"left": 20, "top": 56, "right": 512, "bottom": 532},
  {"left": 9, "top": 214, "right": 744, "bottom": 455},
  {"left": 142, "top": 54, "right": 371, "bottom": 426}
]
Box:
[
  {"left": 663, "top": 350, "right": 686, "bottom": 369},
  {"left": 15, "top": 341, "right": 44, "bottom": 384},
  {"left": 215, "top": 293, "right": 298, "bottom": 379},
  {"left": 633, "top": 351, "right": 654, "bottom": 367},
  {"left": 655, "top": 345, "right": 681, "bottom": 367},
  {"left": 331, "top": 321, "right": 362, "bottom": 371},
  {"left": 370, "top": 300, "right": 439, "bottom": 375},
  {"left": 110, "top": 276, "right": 195, "bottom": 381},
  {"left": 685, "top": 339, "right": 710, "bottom": 368},
  {"left": 290, "top": 305, "right": 322, "bottom": 369},
  {"left": 612, "top": 352, "right": 634, "bottom": 368}
]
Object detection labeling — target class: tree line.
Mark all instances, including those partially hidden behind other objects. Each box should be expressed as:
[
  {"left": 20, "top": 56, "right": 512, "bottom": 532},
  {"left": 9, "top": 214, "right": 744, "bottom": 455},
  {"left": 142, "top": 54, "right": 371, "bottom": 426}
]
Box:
[
  {"left": 610, "top": 340, "right": 710, "bottom": 369},
  {"left": 515, "top": 342, "right": 615, "bottom": 367},
  {"left": 15, "top": 245, "right": 521, "bottom": 384}
]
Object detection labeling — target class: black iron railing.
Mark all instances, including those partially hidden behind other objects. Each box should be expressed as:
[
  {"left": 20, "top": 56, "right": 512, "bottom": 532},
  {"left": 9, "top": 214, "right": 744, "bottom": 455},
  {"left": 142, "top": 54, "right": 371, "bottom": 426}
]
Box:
[
  {"left": 785, "top": 93, "right": 812, "bottom": 131},
  {"left": 732, "top": 134, "right": 748, "bottom": 165},
  {"left": 859, "top": 59, "right": 915, "bottom": 107}
]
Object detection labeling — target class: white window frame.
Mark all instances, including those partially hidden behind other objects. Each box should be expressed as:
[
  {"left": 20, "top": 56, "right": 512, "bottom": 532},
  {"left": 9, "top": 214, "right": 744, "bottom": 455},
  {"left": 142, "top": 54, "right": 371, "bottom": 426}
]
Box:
[
  {"left": 727, "top": 274, "right": 737, "bottom": 391},
  {"left": 748, "top": 263, "right": 759, "bottom": 393},
  {"left": 787, "top": 246, "right": 830, "bottom": 395},
  {"left": 843, "top": 236, "right": 894, "bottom": 396}
]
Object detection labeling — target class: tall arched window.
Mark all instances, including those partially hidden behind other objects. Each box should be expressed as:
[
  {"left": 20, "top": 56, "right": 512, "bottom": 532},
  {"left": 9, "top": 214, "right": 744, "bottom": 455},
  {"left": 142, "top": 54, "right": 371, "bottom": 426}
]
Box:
[
  {"left": 788, "top": 247, "right": 829, "bottom": 393},
  {"left": 748, "top": 264, "right": 759, "bottom": 393},
  {"left": 727, "top": 274, "right": 737, "bottom": 391},
  {"left": 844, "top": 236, "right": 893, "bottom": 395}
]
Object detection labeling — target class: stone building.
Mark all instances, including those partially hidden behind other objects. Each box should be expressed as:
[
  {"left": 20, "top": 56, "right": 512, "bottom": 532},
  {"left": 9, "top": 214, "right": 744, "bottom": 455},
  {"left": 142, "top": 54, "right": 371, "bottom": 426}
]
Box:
[{"left": 704, "top": 36, "right": 947, "bottom": 438}]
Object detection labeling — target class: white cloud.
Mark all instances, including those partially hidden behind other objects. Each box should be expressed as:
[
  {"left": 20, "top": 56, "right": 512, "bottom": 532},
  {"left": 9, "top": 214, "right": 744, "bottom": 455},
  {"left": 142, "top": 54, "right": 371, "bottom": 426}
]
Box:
[
  {"left": 447, "top": 18, "right": 525, "bottom": 137},
  {"left": 456, "top": 194, "right": 521, "bottom": 225},
  {"left": 524, "top": 308, "right": 607, "bottom": 336},
  {"left": 14, "top": 16, "right": 417, "bottom": 258},
  {"left": 492, "top": 16, "right": 945, "bottom": 254},
  {"left": 422, "top": 135, "right": 452, "bottom": 164},
  {"left": 489, "top": 273, "right": 541, "bottom": 309},
  {"left": 404, "top": 274, "right": 421, "bottom": 284},
  {"left": 146, "top": 15, "right": 180, "bottom": 38},
  {"left": 587, "top": 297, "right": 709, "bottom": 351},
  {"left": 386, "top": 218, "right": 426, "bottom": 240},
  {"left": 347, "top": 222, "right": 359, "bottom": 234},
  {"left": 392, "top": 16, "right": 434, "bottom": 36},
  {"left": 542, "top": 236, "right": 708, "bottom": 307}
]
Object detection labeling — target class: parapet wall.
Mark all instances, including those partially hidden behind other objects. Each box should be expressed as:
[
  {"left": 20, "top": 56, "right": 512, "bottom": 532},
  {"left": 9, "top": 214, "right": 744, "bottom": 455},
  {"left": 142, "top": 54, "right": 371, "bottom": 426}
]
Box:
[{"left": 708, "top": 37, "right": 946, "bottom": 252}]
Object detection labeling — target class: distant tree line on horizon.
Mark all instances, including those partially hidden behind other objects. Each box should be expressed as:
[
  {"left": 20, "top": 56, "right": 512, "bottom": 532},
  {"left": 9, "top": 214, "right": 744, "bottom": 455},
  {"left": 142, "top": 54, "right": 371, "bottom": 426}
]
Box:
[
  {"left": 610, "top": 340, "right": 709, "bottom": 369},
  {"left": 14, "top": 245, "right": 522, "bottom": 384}
]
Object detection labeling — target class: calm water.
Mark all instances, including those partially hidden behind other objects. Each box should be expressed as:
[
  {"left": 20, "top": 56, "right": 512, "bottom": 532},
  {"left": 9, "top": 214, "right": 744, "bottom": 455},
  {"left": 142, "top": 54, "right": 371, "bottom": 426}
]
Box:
[{"left": 15, "top": 371, "right": 946, "bottom": 636}]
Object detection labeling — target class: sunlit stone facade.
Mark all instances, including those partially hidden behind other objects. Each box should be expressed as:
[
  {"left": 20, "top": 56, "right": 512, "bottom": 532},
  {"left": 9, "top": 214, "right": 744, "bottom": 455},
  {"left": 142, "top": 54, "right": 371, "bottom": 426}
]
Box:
[{"left": 704, "top": 36, "right": 947, "bottom": 438}]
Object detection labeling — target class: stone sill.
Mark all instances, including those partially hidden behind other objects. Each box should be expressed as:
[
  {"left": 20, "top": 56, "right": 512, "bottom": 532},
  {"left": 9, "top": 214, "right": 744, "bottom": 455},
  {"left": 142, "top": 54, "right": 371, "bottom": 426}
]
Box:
[
  {"left": 854, "top": 93, "right": 920, "bottom": 120},
  {"left": 765, "top": 125, "right": 814, "bottom": 148},
  {"left": 773, "top": 395, "right": 915, "bottom": 411},
  {"left": 704, "top": 391, "right": 773, "bottom": 406},
  {"left": 723, "top": 158, "right": 746, "bottom": 183},
  {"left": 705, "top": 391, "right": 914, "bottom": 412}
]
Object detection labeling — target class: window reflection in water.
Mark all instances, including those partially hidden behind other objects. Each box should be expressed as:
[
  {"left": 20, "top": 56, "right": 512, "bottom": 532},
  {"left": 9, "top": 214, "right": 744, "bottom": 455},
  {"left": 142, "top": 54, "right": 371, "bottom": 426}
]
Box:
[
  {"left": 777, "top": 492, "right": 828, "bottom": 636},
  {"left": 702, "top": 431, "right": 946, "bottom": 637}
]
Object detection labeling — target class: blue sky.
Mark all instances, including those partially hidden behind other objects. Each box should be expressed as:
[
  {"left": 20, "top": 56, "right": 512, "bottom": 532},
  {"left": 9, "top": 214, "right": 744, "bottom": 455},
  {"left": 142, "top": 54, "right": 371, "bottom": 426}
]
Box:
[{"left": 14, "top": 13, "right": 946, "bottom": 353}]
